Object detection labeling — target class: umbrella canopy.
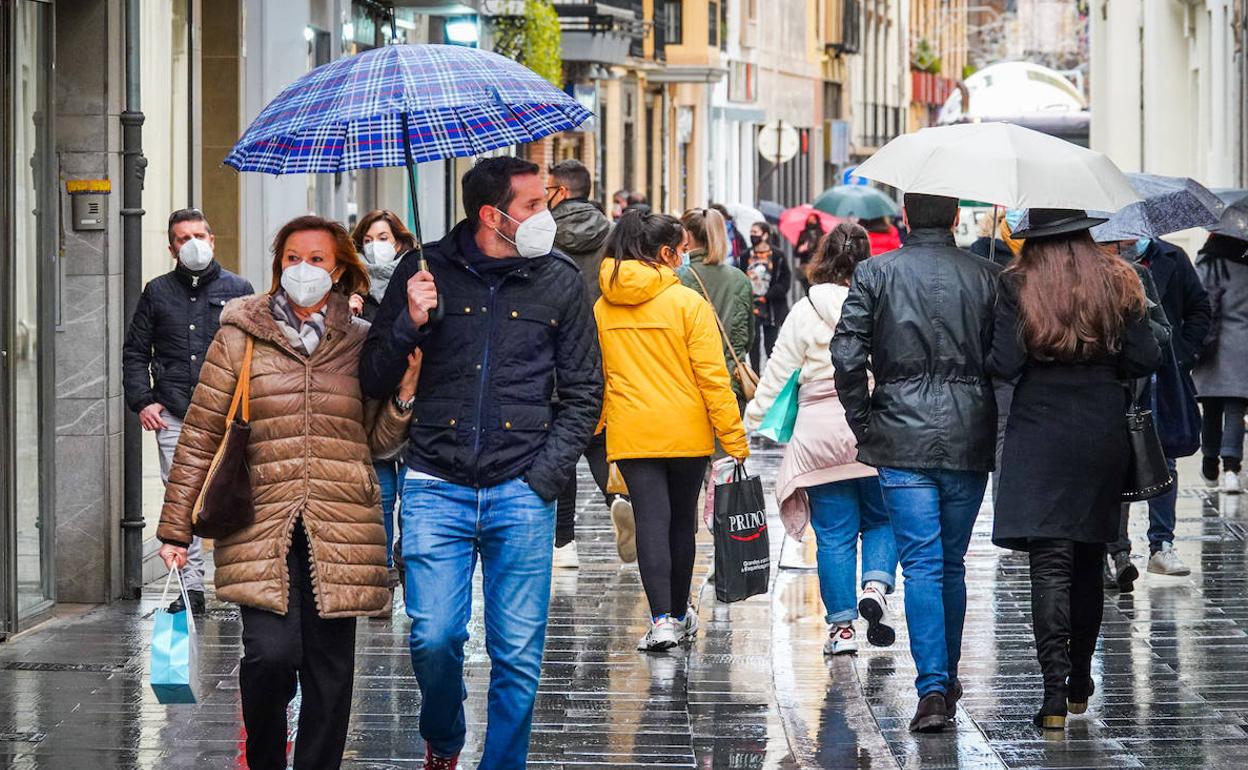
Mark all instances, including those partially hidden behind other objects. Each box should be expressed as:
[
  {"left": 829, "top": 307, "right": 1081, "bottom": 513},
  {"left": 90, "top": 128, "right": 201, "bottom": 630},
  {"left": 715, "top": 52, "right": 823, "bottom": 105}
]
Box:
[
  {"left": 723, "top": 203, "right": 766, "bottom": 229},
  {"left": 778, "top": 205, "right": 839, "bottom": 245},
  {"left": 854, "top": 122, "right": 1139, "bottom": 211},
  {"left": 225, "top": 44, "right": 591, "bottom": 174},
  {"left": 1090, "top": 173, "right": 1225, "bottom": 242},
  {"left": 812, "top": 185, "right": 900, "bottom": 219},
  {"left": 1209, "top": 189, "right": 1248, "bottom": 240},
  {"left": 758, "top": 200, "right": 785, "bottom": 224}
]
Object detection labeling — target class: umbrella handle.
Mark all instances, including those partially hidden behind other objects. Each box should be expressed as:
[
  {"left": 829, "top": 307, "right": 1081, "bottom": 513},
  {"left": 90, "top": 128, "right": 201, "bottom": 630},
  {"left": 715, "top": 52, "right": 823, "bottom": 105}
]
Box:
[{"left": 400, "top": 112, "right": 442, "bottom": 323}]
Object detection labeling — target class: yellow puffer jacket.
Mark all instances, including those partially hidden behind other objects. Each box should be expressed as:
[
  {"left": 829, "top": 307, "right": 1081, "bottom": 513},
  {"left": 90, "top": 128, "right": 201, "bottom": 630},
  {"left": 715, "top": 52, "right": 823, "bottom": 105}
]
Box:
[{"left": 595, "top": 259, "right": 749, "bottom": 462}]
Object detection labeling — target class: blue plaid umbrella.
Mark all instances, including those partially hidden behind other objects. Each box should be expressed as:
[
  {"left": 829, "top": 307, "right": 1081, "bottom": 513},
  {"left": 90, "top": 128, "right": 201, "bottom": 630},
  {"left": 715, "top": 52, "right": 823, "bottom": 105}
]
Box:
[
  {"left": 226, "top": 44, "right": 591, "bottom": 174},
  {"left": 226, "top": 44, "right": 591, "bottom": 269}
]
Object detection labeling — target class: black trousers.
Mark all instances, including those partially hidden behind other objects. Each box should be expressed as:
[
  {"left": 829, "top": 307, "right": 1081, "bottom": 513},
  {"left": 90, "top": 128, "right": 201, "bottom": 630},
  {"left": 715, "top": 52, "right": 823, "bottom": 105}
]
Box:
[
  {"left": 749, "top": 318, "right": 780, "bottom": 373},
  {"left": 239, "top": 523, "right": 357, "bottom": 770},
  {"left": 555, "top": 431, "right": 615, "bottom": 546},
  {"left": 1028, "top": 539, "right": 1105, "bottom": 698},
  {"left": 617, "top": 457, "right": 709, "bottom": 617}
]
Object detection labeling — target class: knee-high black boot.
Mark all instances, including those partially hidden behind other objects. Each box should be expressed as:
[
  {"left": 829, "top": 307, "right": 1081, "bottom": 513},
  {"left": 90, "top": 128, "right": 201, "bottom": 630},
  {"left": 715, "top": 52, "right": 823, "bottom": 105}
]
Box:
[
  {"left": 1029, "top": 538, "right": 1074, "bottom": 729},
  {"left": 1066, "top": 542, "right": 1105, "bottom": 712}
]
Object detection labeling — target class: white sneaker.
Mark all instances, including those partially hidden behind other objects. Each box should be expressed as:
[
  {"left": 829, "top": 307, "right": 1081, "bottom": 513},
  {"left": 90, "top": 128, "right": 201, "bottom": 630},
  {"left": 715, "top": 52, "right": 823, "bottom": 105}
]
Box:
[
  {"left": 823, "top": 623, "right": 858, "bottom": 656},
  {"left": 553, "top": 541, "right": 579, "bottom": 569},
  {"left": 638, "top": 616, "right": 680, "bottom": 651},
  {"left": 678, "top": 608, "right": 699, "bottom": 643},
  {"left": 611, "top": 497, "right": 637, "bottom": 563},
  {"left": 1224, "top": 471, "right": 1243, "bottom": 494},
  {"left": 1147, "top": 542, "right": 1191, "bottom": 576},
  {"left": 858, "top": 586, "right": 896, "bottom": 647}
]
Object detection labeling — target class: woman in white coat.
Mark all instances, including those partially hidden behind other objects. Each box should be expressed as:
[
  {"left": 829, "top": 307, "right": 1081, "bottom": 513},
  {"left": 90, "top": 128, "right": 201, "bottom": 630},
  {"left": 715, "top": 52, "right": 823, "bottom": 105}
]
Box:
[{"left": 744, "top": 223, "right": 897, "bottom": 655}]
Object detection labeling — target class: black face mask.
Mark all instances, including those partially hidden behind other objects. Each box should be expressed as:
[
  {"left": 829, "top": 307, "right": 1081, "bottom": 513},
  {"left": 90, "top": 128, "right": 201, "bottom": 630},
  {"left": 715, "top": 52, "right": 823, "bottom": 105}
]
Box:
[{"left": 749, "top": 234, "right": 764, "bottom": 247}]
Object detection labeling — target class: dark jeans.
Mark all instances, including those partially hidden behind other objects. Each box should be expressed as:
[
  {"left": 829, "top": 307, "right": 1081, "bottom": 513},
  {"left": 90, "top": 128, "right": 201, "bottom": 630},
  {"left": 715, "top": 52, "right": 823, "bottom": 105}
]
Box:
[
  {"left": 239, "top": 523, "right": 357, "bottom": 770},
  {"left": 1202, "top": 398, "right": 1247, "bottom": 468},
  {"left": 1028, "top": 539, "right": 1105, "bottom": 698},
  {"left": 556, "top": 473, "right": 577, "bottom": 547},
  {"left": 749, "top": 318, "right": 780, "bottom": 372},
  {"left": 617, "top": 457, "right": 709, "bottom": 618},
  {"left": 1110, "top": 457, "right": 1177, "bottom": 555}
]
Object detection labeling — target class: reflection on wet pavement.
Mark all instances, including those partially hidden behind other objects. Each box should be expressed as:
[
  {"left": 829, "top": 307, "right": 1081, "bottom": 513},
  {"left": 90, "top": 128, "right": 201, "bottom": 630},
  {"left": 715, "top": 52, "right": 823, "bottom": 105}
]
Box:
[{"left": 0, "top": 451, "right": 1243, "bottom": 767}]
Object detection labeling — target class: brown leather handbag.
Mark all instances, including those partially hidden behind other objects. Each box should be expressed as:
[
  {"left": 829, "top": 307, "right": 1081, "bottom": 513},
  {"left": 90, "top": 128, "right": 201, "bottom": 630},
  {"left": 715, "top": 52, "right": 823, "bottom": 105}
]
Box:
[
  {"left": 192, "top": 337, "right": 256, "bottom": 539},
  {"left": 685, "top": 266, "right": 760, "bottom": 399}
]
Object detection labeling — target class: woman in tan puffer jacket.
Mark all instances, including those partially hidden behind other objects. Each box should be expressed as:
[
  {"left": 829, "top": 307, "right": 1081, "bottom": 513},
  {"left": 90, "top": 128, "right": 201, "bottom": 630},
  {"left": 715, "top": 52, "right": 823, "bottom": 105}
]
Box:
[{"left": 156, "top": 215, "right": 417, "bottom": 770}]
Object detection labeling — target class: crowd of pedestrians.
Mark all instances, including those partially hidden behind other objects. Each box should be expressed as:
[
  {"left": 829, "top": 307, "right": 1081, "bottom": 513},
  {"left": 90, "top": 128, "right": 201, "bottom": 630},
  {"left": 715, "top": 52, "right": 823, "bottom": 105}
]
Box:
[{"left": 122, "top": 154, "right": 1247, "bottom": 767}]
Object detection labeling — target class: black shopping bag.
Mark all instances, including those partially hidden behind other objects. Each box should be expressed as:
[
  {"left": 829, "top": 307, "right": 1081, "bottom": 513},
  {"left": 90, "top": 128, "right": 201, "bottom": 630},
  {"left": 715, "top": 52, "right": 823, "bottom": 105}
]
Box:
[{"left": 713, "top": 463, "right": 771, "bottom": 603}]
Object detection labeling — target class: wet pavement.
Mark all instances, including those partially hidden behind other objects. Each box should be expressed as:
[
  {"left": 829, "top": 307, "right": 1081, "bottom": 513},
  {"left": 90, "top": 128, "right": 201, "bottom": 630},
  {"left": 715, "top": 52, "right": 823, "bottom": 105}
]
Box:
[{"left": 0, "top": 450, "right": 1244, "bottom": 768}]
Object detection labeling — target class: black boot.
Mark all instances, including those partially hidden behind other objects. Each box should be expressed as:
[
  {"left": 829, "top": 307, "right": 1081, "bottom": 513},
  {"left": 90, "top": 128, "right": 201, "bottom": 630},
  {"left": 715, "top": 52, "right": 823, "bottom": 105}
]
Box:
[
  {"left": 1068, "top": 543, "right": 1105, "bottom": 717},
  {"left": 909, "top": 692, "right": 948, "bottom": 733},
  {"left": 1033, "top": 690, "right": 1068, "bottom": 731},
  {"left": 1067, "top": 675, "right": 1095, "bottom": 714},
  {"left": 167, "top": 589, "right": 205, "bottom": 616},
  {"left": 1029, "top": 540, "right": 1075, "bottom": 730}
]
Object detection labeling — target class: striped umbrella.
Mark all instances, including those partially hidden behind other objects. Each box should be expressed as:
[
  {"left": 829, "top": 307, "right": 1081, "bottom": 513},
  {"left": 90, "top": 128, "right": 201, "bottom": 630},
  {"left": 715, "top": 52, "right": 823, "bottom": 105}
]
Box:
[{"left": 225, "top": 43, "right": 592, "bottom": 265}]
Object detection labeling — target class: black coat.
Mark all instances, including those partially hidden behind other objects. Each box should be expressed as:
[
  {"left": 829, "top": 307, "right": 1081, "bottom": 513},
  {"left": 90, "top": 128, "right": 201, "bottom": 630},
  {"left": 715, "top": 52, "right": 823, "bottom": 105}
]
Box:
[
  {"left": 1141, "top": 239, "right": 1211, "bottom": 456},
  {"left": 988, "top": 275, "right": 1163, "bottom": 550},
  {"left": 122, "top": 262, "right": 254, "bottom": 419},
  {"left": 745, "top": 248, "right": 791, "bottom": 326},
  {"left": 832, "top": 228, "right": 1001, "bottom": 472},
  {"left": 969, "top": 237, "right": 1013, "bottom": 268},
  {"left": 359, "top": 220, "right": 603, "bottom": 501}
]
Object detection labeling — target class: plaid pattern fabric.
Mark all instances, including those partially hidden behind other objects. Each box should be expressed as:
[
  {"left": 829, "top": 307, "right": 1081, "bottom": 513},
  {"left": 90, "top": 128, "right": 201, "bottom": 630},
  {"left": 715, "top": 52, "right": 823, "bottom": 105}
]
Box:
[{"left": 226, "top": 44, "right": 592, "bottom": 175}]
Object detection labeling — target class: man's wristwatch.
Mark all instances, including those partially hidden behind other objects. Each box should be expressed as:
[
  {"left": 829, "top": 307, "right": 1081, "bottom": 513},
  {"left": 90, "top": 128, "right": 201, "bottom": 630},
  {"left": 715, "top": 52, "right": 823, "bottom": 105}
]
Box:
[{"left": 392, "top": 394, "right": 415, "bottom": 412}]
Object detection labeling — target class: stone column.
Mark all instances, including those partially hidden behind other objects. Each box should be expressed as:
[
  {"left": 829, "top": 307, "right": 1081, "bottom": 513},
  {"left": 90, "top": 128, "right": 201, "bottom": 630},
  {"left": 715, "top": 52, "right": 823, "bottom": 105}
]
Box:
[{"left": 54, "top": 0, "right": 124, "bottom": 603}]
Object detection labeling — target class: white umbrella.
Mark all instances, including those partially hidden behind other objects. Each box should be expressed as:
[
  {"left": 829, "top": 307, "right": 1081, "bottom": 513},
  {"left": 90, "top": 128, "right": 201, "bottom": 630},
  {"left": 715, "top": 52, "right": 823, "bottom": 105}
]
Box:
[
  {"left": 723, "top": 203, "right": 766, "bottom": 228},
  {"left": 854, "top": 122, "right": 1139, "bottom": 211}
]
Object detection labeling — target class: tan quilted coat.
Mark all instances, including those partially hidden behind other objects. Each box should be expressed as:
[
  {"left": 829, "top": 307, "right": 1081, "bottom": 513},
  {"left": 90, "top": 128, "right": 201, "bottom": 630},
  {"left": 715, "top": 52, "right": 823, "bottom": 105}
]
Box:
[{"left": 157, "top": 291, "right": 405, "bottom": 618}]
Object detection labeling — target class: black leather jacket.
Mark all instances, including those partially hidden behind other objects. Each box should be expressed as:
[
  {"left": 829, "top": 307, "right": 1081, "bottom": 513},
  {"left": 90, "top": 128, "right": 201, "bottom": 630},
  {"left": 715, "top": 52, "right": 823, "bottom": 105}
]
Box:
[
  {"left": 122, "top": 261, "right": 254, "bottom": 419},
  {"left": 832, "top": 228, "right": 1001, "bottom": 472},
  {"left": 359, "top": 221, "right": 602, "bottom": 501}
]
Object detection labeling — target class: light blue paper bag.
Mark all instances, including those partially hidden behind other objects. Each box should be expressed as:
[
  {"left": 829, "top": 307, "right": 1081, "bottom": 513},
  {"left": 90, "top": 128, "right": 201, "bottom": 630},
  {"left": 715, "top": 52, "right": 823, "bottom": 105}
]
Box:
[
  {"left": 150, "top": 568, "right": 199, "bottom": 704},
  {"left": 757, "top": 370, "right": 800, "bottom": 443}
]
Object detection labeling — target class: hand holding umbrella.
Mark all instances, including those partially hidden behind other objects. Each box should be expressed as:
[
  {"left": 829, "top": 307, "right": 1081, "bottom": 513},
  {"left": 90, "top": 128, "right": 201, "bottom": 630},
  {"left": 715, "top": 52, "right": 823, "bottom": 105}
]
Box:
[{"left": 407, "top": 269, "right": 439, "bottom": 328}]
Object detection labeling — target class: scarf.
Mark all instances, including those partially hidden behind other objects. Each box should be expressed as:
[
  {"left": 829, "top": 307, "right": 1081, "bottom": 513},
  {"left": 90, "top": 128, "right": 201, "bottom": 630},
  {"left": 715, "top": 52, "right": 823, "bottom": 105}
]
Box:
[
  {"left": 271, "top": 292, "right": 327, "bottom": 356},
  {"left": 364, "top": 258, "right": 399, "bottom": 304}
]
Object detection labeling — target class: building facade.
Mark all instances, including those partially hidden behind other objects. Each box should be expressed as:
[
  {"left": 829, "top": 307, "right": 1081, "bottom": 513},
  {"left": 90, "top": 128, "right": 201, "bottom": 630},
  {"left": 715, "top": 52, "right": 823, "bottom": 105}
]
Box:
[{"left": 1089, "top": 0, "right": 1246, "bottom": 188}]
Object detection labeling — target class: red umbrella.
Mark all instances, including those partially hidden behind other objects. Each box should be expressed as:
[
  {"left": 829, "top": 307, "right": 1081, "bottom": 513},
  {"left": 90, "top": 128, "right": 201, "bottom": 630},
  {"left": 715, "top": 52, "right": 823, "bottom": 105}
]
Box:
[{"left": 779, "top": 204, "right": 840, "bottom": 245}]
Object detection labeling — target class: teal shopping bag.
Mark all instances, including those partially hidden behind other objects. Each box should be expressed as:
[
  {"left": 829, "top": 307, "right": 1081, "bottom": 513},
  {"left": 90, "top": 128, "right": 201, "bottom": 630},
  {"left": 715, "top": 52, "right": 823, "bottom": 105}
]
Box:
[
  {"left": 150, "top": 568, "right": 199, "bottom": 704},
  {"left": 756, "top": 370, "right": 800, "bottom": 443}
]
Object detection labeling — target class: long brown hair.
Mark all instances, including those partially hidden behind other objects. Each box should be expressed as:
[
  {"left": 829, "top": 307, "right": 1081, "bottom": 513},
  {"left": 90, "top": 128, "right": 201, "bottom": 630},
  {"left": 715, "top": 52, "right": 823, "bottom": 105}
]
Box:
[
  {"left": 1008, "top": 232, "right": 1145, "bottom": 361},
  {"left": 350, "top": 209, "right": 417, "bottom": 253},
  {"left": 807, "top": 222, "right": 870, "bottom": 286},
  {"left": 268, "top": 215, "right": 369, "bottom": 297}
]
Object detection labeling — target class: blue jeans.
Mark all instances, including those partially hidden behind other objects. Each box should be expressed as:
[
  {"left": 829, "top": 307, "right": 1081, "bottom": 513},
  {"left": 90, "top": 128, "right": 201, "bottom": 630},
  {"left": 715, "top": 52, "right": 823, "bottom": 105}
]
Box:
[
  {"left": 877, "top": 467, "right": 988, "bottom": 697},
  {"left": 374, "top": 460, "right": 400, "bottom": 568},
  {"left": 807, "top": 477, "right": 898, "bottom": 623},
  {"left": 400, "top": 475, "right": 556, "bottom": 767}
]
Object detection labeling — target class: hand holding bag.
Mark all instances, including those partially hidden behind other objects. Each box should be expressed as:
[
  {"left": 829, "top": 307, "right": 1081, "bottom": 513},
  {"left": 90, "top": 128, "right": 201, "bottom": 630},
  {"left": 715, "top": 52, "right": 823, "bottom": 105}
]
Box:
[
  {"left": 712, "top": 462, "right": 771, "bottom": 603},
  {"left": 1122, "top": 377, "right": 1174, "bottom": 502},
  {"left": 192, "top": 336, "right": 256, "bottom": 539},
  {"left": 686, "top": 266, "right": 760, "bottom": 399},
  {"left": 150, "top": 568, "right": 199, "bottom": 704}
]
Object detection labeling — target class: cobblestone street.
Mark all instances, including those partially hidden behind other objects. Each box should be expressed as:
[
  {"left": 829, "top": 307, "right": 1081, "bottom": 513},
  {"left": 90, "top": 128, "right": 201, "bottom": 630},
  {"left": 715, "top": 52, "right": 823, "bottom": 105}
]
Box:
[{"left": 0, "top": 450, "right": 1242, "bottom": 769}]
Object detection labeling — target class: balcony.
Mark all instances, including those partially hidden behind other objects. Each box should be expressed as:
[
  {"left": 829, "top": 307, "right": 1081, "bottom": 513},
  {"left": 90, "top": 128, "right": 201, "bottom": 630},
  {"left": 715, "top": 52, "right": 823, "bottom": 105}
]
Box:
[{"left": 553, "top": 1, "right": 645, "bottom": 66}]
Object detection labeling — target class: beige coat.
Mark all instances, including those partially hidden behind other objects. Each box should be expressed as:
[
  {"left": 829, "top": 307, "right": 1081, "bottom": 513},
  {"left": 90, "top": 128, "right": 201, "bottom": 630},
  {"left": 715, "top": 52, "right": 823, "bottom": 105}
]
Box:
[{"left": 157, "top": 292, "right": 407, "bottom": 618}]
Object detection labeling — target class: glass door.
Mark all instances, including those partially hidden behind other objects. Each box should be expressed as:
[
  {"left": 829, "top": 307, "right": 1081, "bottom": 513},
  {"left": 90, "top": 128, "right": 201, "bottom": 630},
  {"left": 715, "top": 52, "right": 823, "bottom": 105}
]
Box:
[{"left": 2, "top": 0, "right": 55, "bottom": 633}]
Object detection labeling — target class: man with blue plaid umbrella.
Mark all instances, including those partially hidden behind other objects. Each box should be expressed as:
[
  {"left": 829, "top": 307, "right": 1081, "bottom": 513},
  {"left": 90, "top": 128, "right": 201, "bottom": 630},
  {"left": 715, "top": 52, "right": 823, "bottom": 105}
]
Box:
[{"left": 360, "top": 156, "right": 602, "bottom": 770}]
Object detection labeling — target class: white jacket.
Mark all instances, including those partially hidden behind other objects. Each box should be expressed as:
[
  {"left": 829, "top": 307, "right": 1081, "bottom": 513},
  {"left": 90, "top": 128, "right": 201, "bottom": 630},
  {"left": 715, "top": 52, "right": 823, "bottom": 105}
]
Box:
[{"left": 743, "top": 283, "right": 844, "bottom": 431}]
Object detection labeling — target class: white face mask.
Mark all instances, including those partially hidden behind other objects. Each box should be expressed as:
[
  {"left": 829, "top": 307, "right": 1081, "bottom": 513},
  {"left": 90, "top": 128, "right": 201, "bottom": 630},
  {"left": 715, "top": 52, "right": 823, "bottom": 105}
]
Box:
[
  {"left": 280, "top": 261, "right": 333, "bottom": 308},
  {"left": 363, "top": 239, "right": 397, "bottom": 265},
  {"left": 178, "top": 238, "right": 214, "bottom": 272},
  {"left": 495, "top": 208, "right": 558, "bottom": 259}
]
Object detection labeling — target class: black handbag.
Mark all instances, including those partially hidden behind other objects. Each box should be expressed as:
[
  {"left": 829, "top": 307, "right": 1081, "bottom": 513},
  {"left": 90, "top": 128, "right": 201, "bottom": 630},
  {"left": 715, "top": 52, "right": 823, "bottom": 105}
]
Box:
[{"left": 1121, "top": 377, "right": 1174, "bottom": 502}]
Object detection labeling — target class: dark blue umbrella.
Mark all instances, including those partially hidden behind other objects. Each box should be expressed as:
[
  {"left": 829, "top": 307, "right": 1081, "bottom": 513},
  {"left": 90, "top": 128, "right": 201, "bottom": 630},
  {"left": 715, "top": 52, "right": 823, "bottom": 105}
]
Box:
[
  {"left": 1209, "top": 189, "right": 1248, "bottom": 240},
  {"left": 226, "top": 44, "right": 592, "bottom": 267},
  {"left": 758, "top": 200, "right": 785, "bottom": 224},
  {"left": 1090, "top": 173, "right": 1225, "bottom": 242}
]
